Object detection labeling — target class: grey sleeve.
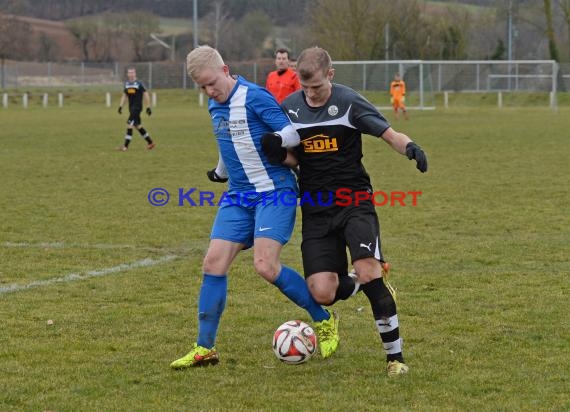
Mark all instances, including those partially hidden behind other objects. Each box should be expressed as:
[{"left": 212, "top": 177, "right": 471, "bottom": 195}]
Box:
[{"left": 350, "top": 92, "right": 391, "bottom": 137}]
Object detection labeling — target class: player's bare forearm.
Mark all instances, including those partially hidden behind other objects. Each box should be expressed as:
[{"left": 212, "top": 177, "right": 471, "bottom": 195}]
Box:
[
  {"left": 380, "top": 127, "right": 412, "bottom": 155},
  {"left": 283, "top": 151, "right": 298, "bottom": 168},
  {"left": 144, "top": 92, "right": 151, "bottom": 108}
]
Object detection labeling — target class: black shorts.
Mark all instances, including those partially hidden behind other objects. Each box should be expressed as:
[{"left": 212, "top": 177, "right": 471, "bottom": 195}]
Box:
[
  {"left": 301, "top": 199, "right": 384, "bottom": 278},
  {"left": 127, "top": 111, "right": 142, "bottom": 126}
]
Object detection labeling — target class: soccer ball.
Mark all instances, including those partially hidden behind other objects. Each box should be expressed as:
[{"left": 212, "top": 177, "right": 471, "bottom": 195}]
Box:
[{"left": 272, "top": 320, "right": 317, "bottom": 365}]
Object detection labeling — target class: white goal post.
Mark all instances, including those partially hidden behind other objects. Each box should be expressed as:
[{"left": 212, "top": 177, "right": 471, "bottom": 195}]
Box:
[{"left": 331, "top": 59, "right": 558, "bottom": 110}]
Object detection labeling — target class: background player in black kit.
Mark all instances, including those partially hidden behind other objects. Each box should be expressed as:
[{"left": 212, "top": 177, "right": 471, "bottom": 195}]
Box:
[
  {"left": 117, "top": 67, "right": 155, "bottom": 151},
  {"left": 262, "top": 47, "right": 428, "bottom": 377}
]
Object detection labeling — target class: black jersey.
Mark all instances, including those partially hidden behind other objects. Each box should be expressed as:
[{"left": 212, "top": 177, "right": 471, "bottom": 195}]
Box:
[
  {"left": 282, "top": 84, "right": 390, "bottom": 210},
  {"left": 124, "top": 80, "right": 146, "bottom": 112}
]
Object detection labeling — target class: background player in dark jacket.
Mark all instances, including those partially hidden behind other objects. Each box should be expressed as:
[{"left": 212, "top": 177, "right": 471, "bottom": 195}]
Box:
[
  {"left": 262, "top": 47, "right": 428, "bottom": 377},
  {"left": 117, "top": 67, "right": 155, "bottom": 151}
]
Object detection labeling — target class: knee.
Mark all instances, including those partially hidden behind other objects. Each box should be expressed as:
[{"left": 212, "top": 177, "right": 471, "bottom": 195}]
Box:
[
  {"left": 253, "top": 256, "right": 278, "bottom": 281},
  {"left": 358, "top": 271, "right": 379, "bottom": 284},
  {"left": 353, "top": 259, "right": 382, "bottom": 283},
  {"left": 202, "top": 253, "right": 216, "bottom": 274},
  {"left": 307, "top": 279, "right": 336, "bottom": 305},
  {"left": 203, "top": 251, "right": 229, "bottom": 274}
]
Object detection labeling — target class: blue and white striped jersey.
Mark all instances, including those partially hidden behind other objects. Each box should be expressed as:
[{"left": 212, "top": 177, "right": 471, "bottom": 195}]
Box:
[{"left": 208, "top": 76, "right": 297, "bottom": 194}]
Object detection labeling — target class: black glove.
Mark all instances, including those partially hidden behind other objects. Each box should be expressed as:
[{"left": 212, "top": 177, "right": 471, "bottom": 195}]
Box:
[
  {"left": 261, "top": 133, "right": 287, "bottom": 164},
  {"left": 146, "top": 107, "right": 152, "bottom": 116},
  {"left": 207, "top": 169, "right": 228, "bottom": 183},
  {"left": 406, "top": 142, "right": 428, "bottom": 173},
  {"left": 117, "top": 106, "right": 122, "bottom": 114}
]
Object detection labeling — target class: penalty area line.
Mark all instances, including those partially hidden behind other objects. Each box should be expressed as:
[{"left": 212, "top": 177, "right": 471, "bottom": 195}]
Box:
[{"left": 0, "top": 255, "right": 178, "bottom": 295}]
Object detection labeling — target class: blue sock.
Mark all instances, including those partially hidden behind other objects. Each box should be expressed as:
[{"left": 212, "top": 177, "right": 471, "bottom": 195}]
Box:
[
  {"left": 273, "top": 266, "right": 329, "bottom": 322},
  {"left": 196, "top": 274, "right": 227, "bottom": 349}
]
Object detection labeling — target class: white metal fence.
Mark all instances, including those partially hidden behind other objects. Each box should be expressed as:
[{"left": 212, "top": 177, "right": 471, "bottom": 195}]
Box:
[
  {"left": 332, "top": 60, "right": 560, "bottom": 109},
  {"left": 1, "top": 59, "right": 566, "bottom": 109}
]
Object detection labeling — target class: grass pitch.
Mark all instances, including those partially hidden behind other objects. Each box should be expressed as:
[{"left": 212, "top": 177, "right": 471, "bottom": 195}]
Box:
[{"left": 0, "top": 92, "right": 568, "bottom": 411}]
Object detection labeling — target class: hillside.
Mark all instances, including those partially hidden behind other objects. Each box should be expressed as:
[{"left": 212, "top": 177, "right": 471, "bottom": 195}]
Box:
[
  {"left": 4, "top": 14, "right": 81, "bottom": 60},
  {"left": 2, "top": 14, "right": 195, "bottom": 61}
]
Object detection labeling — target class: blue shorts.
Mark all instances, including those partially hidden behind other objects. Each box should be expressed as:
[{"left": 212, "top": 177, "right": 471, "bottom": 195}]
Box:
[{"left": 210, "top": 189, "right": 297, "bottom": 248}]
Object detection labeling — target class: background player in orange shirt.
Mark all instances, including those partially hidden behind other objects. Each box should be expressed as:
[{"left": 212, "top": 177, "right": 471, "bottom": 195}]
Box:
[
  {"left": 390, "top": 72, "right": 408, "bottom": 120},
  {"left": 266, "top": 48, "right": 301, "bottom": 103}
]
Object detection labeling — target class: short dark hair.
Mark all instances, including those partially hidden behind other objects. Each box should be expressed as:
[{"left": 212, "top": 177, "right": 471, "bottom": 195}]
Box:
[{"left": 275, "top": 48, "right": 290, "bottom": 58}]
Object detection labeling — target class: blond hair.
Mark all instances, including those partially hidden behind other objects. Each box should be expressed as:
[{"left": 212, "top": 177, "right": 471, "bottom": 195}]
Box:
[
  {"left": 296, "top": 47, "right": 332, "bottom": 81},
  {"left": 186, "top": 45, "right": 225, "bottom": 79}
]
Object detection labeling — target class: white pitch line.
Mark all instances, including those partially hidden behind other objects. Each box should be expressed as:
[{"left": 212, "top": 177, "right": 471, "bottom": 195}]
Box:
[
  {"left": 1, "top": 241, "right": 168, "bottom": 252},
  {"left": 0, "top": 255, "right": 178, "bottom": 295}
]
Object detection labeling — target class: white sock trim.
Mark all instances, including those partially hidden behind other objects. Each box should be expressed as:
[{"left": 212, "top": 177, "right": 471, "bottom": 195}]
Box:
[
  {"left": 375, "top": 314, "right": 399, "bottom": 333},
  {"left": 383, "top": 337, "right": 402, "bottom": 354}
]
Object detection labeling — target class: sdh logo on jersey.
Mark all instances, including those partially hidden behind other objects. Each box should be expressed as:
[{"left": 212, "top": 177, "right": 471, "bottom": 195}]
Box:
[{"left": 302, "top": 134, "right": 338, "bottom": 153}]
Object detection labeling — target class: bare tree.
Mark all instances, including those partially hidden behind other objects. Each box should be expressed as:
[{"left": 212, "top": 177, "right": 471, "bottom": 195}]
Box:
[
  {"left": 218, "top": 11, "right": 272, "bottom": 61},
  {"left": 433, "top": 7, "right": 470, "bottom": 60},
  {"left": 37, "top": 32, "right": 59, "bottom": 62},
  {"left": 386, "top": 0, "right": 434, "bottom": 59},
  {"left": 307, "top": 0, "right": 386, "bottom": 60},
  {"left": 557, "top": 0, "right": 570, "bottom": 61},
  {"left": 0, "top": 15, "right": 32, "bottom": 60},
  {"left": 242, "top": 10, "right": 273, "bottom": 58},
  {"left": 0, "top": 14, "right": 32, "bottom": 88},
  {"left": 201, "top": 0, "right": 231, "bottom": 50},
  {"left": 213, "top": 1, "right": 230, "bottom": 50},
  {"left": 66, "top": 13, "right": 132, "bottom": 62},
  {"left": 96, "top": 13, "right": 124, "bottom": 62},
  {"left": 305, "top": 0, "right": 461, "bottom": 60},
  {"left": 65, "top": 17, "right": 98, "bottom": 61},
  {"left": 123, "top": 11, "right": 160, "bottom": 62},
  {"left": 544, "top": 0, "right": 560, "bottom": 61}
]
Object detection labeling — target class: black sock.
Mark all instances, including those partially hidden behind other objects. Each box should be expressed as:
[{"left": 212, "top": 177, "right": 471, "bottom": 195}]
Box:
[
  {"left": 138, "top": 128, "right": 152, "bottom": 144},
  {"left": 333, "top": 275, "right": 358, "bottom": 303},
  {"left": 362, "top": 278, "right": 404, "bottom": 362},
  {"left": 124, "top": 129, "right": 133, "bottom": 147}
]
